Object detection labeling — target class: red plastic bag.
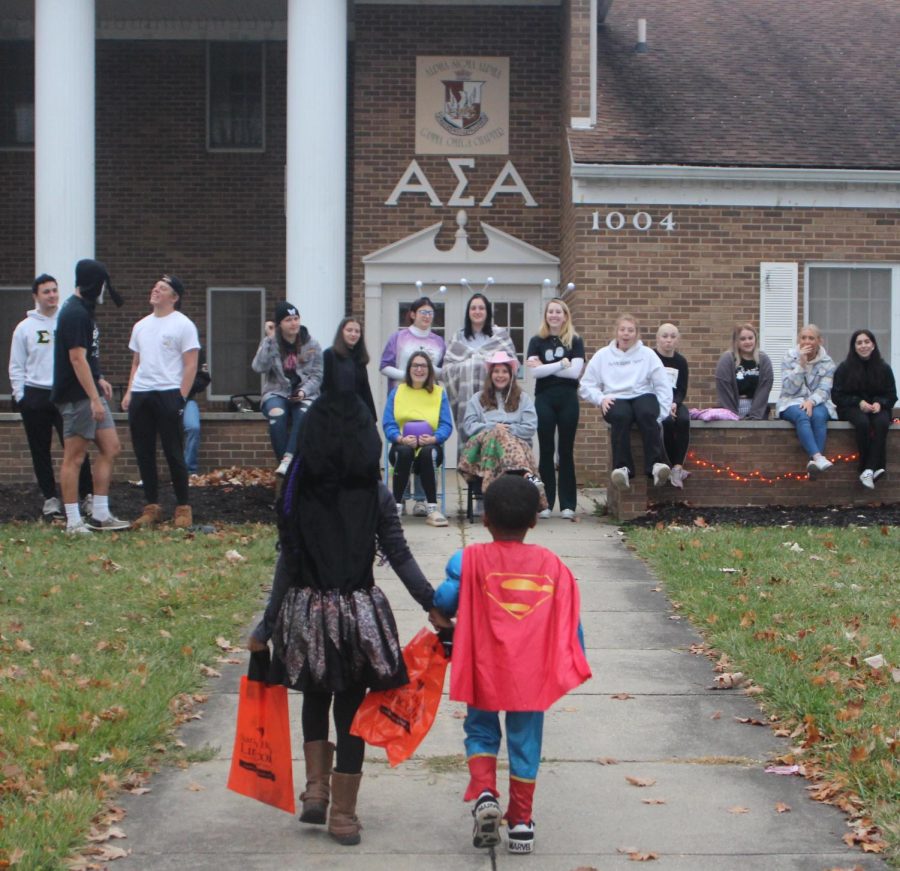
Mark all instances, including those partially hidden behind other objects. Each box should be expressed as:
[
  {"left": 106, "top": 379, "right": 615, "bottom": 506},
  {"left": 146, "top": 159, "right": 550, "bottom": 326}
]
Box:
[
  {"left": 350, "top": 628, "right": 449, "bottom": 767},
  {"left": 227, "top": 652, "right": 296, "bottom": 813}
]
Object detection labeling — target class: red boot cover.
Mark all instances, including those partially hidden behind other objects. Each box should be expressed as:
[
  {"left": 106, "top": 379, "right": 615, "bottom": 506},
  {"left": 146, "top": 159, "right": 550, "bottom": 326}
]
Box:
[
  {"left": 463, "top": 754, "right": 498, "bottom": 802},
  {"left": 506, "top": 777, "right": 536, "bottom": 826}
]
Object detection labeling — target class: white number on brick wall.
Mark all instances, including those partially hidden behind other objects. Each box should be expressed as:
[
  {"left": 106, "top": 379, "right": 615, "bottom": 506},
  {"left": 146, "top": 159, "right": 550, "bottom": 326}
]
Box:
[{"left": 590, "top": 211, "right": 676, "bottom": 233}]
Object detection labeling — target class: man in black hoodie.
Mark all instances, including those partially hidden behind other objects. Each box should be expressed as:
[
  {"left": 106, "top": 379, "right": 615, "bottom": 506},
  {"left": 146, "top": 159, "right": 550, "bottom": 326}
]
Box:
[{"left": 51, "top": 259, "right": 129, "bottom": 534}]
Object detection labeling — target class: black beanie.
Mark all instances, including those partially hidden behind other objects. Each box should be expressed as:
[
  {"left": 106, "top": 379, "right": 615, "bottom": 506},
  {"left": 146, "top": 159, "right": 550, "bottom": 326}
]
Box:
[
  {"left": 275, "top": 301, "right": 299, "bottom": 325},
  {"left": 75, "top": 258, "right": 123, "bottom": 307}
]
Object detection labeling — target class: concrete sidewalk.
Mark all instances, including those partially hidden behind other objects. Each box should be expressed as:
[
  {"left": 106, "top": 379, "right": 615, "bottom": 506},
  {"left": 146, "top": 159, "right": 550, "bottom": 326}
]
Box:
[{"left": 115, "top": 482, "right": 884, "bottom": 870}]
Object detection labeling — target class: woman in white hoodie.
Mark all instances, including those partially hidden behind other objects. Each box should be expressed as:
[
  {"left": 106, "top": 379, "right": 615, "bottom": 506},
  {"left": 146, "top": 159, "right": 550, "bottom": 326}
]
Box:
[{"left": 579, "top": 314, "right": 673, "bottom": 491}]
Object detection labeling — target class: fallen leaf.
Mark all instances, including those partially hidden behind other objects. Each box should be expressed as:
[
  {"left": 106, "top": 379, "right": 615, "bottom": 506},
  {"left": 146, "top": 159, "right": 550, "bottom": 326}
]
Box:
[
  {"left": 625, "top": 776, "right": 656, "bottom": 787},
  {"left": 709, "top": 710, "right": 722, "bottom": 720},
  {"left": 8, "top": 848, "right": 25, "bottom": 865},
  {"left": 728, "top": 805, "right": 750, "bottom": 814},
  {"left": 595, "top": 757, "right": 619, "bottom": 765},
  {"left": 611, "top": 692, "right": 634, "bottom": 700},
  {"left": 693, "top": 516, "right": 708, "bottom": 528},
  {"left": 863, "top": 654, "right": 885, "bottom": 669},
  {"left": 224, "top": 549, "right": 246, "bottom": 563},
  {"left": 642, "top": 798, "right": 667, "bottom": 805},
  {"left": 199, "top": 665, "right": 222, "bottom": 678},
  {"left": 158, "top": 629, "right": 172, "bottom": 639},
  {"left": 775, "top": 802, "right": 791, "bottom": 813},
  {"left": 53, "top": 741, "right": 79, "bottom": 752},
  {"left": 764, "top": 764, "right": 800, "bottom": 775},
  {"left": 711, "top": 672, "right": 745, "bottom": 689},
  {"left": 734, "top": 716, "right": 767, "bottom": 727},
  {"left": 186, "top": 782, "right": 205, "bottom": 791}
]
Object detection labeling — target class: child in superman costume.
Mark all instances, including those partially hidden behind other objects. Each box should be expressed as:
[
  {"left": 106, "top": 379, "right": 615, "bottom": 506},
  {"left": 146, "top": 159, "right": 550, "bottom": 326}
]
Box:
[{"left": 433, "top": 474, "right": 591, "bottom": 854}]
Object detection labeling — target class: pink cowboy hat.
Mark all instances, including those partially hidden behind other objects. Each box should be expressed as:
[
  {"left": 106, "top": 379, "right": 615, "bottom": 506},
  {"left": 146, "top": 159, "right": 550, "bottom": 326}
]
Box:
[{"left": 485, "top": 350, "right": 519, "bottom": 376}]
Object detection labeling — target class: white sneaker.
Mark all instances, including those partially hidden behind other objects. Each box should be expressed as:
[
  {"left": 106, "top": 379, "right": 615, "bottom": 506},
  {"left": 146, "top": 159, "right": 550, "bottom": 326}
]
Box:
[
  {"left": 859, "top": 470, "right": 875, "bottom": 490},
  {"left": 86, "top": 515, "right": 131, "bottom": 531},
  {"left": 560, "top": 508, "right": 575, "bottom": 520},
  {"left": 873, "top": 468, "right": 885, "bottom": 481},
  {"left": 412, "top": 501, "right": 429, "bottom": 517},
  {"left": 42, "top": 496, "right": 64, "bottom": 519},
  {"left": 507, "top": 821, "right": 535, "bottom": 854},
  {"left": 651, "top": 463, "right": 671, "bottom": 486},
  {"left": 396, "top": 502, "right": 404, "bottom": 516},
  {"left": 669, "top": 467, "right": 684, "bottom": 489},
  {"left": 425, "top": 505, "right": 448, "bottom": 527},
  {"left": 65, "top": 520, "right": 92, "bottom": 536},
  {"left": 610, "top": 467, "right": 630, "bottom": 491},
  {"left": 275, "top": 453, "right": 293, "bottom": 476},
  {"left": 811, "top": 455, "right": 833, "bottom": 472},
  {"left": 538, "top": 508, "right": 551, "bottom": 519},
  {"left": 80, "top": 494, "right": 93, "bottom": 518}
]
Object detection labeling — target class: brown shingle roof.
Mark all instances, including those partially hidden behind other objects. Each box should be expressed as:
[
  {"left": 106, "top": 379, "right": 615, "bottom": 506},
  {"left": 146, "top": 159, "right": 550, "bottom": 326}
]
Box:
[{"left": 570, "top": 0, "right": 900, "bottom": 169}]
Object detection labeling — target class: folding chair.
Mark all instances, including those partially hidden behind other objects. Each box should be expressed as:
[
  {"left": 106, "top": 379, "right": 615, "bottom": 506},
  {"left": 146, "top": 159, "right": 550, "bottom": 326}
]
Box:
[{"left": 383, "top": 441, "right": 446, "bottom": 515}]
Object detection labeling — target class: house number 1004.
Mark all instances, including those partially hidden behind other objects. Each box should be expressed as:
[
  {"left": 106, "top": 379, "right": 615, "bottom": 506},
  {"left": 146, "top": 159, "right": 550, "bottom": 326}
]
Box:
[{"left": 590, "top": 210, "right": 676, "bottom": 232}]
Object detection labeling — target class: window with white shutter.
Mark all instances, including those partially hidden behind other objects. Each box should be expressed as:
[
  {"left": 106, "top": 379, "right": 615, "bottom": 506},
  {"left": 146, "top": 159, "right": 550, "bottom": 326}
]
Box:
[{"left": 759, "top": 262, "right": 798, "bottom": 404}]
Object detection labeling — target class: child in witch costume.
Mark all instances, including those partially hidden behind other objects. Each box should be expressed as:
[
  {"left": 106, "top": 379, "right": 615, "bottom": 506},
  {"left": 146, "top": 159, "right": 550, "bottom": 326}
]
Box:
[
  {"left": 248, "top": 381, "right": 449, "bottom": 846},
  {"left": 433, "top": 475, "right": 591, "bottom": 854}
]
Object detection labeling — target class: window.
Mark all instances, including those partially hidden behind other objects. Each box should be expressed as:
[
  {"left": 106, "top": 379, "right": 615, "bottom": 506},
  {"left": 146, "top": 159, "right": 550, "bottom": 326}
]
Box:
[
  {"left": 492, "top": 301, "right": 526, "bottom": 377},
  {"left": 1, "top": 287, "right": 38, "bottom": 397},
  {"left": 207, "top": 42, "right": 265, "bottom": 151},
  {"left": 807, "top": 265, "right": 899, "bottom": 370},
  {"left": 207, "top": 287, "right": 265, "bottom": 400},
  {"left": 0, "top": 42, "right": 34, "bottom": 148}
]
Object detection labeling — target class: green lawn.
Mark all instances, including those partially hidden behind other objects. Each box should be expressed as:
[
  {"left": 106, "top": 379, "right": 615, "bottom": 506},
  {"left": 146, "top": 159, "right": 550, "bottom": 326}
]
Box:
[
  {"left": 626, "top": 522, "right": 900, "bottom": 864},
  {"left": 0, "top": 523, "right": 277, "bottom": 870}
]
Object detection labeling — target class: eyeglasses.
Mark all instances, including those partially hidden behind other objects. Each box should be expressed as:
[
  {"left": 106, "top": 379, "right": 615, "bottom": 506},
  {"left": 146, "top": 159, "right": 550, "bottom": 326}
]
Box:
[
  {"left": 410, "top": 363, "right": 429, "bottom": 370},
  {"left": 415, "top": 309, "right": 435, "bottom": 317}
]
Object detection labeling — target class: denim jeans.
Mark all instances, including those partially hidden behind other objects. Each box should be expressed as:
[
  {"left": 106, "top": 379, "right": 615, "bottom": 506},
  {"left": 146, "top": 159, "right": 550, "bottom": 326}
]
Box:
[
  {"left": 261, "top": 395, "right": 305, "bottom": 460},
  {"left": 183, "top": 399, "right": 200, "bottom": 474},
  {"left": 779, "top": 403, "right": 830, "bottom": 457}
]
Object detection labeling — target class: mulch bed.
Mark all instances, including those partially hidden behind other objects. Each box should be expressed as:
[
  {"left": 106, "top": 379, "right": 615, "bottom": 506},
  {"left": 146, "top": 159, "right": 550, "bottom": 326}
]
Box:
[
  {"left": 626, "top": 501, "right": 900, "bottom": 528},
  {"left": 0, "top": 467, "right": 278, "bottom": 526}
]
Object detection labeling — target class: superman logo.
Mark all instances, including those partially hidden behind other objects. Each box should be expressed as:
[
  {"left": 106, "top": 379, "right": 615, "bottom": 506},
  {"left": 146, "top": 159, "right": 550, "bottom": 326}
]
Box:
[{"left": 483, "top": 572, "right": 555, "bottom": 620}]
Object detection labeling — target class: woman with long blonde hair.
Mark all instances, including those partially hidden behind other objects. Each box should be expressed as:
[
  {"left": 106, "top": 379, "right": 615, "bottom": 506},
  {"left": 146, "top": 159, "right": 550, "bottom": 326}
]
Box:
[{"left": 525, "top": 298, "right": 585, "bottom": 519}]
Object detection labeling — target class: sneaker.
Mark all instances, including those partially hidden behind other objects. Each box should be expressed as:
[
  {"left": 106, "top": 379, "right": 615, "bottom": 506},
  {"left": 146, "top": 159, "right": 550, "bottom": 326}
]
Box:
[
  {"left": 65, "top": 520, "right": 92, "bottom": 536},
  {"left": 275, "top": 453, "right": 293, "bottom": 476},
  {"left": 610, "top": 467, "right": 630, "bottom": 491},
  {"left": 472, "top": 497, "right": 484, "bottom": 518},
  {"left": 80, "top": 494, "right": 93, "bottom": 518},
  {"left": 560, "top": 508, "right": 575, "bottom": 521},
  {"left": 859, "top": 469, "right": 875, "bottom": 490},
  {"left": 811, "top": 455, "right": 833, "bottom": 473},
  {"left": 669, "top": 467, "right": 684, "bottom": 489},
  {"left": 396, "top": 502, "right": 404, "bottom": 516},
  {"left": 425, "top": 506, "right": 448, "bottom": 527},
  {"left": 507, "top": 820, "right": 535, "bottom": 854},
  {"left": 86, "top": 515, "right": 130, "bottom": 531},
  {"left": 651, "top": 463, "right": 671, "bottom": 486},
  {"left": 524, "top": 473, "right": 546, "bottom": 499},
  {"left": 471, "top": 791, "right": 501, "bottom": 849},
  {"left": 873, "top": 468, "right": 885, "bottom": 481},
  {"left": 412, "top": 501, "right": 429, "bottom": 517},
  {"left": 42, "top": 496, "right": 64, "bottom": 519},
  {"left": 538, "top": 508, "right": 551, "bottom": 519}
]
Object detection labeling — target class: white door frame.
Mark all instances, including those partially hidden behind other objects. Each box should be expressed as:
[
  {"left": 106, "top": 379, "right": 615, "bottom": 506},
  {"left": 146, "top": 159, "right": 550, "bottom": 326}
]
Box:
[{"left": 363, "top": 210, "right": 561, "bottom": 463}]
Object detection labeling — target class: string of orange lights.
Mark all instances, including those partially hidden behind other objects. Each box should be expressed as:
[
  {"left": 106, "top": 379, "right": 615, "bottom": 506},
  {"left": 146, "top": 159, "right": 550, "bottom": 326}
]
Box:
[{"left": 685, "top": 450, "right": 859, "bottom": 484}]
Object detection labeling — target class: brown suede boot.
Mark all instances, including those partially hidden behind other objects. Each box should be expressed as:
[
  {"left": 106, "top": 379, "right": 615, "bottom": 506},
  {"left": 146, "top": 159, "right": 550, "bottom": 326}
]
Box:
[
  {"left": 328, "top": 772, "right": 362, "bottom": 846},
  {"left": 173, "top": 505, "right": 193, "bottom": 529},
  {"left": 299, "top": 740, "right": 334, "bottom": 825},
  {"left": 131, "top": 503, "right": 161, "bottom": 529}
]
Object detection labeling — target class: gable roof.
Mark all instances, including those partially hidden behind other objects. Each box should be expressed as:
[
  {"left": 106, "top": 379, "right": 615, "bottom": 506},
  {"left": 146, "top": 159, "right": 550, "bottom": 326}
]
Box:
[{"left": 570, "top": 0, "right": 900, "bottom": 170}]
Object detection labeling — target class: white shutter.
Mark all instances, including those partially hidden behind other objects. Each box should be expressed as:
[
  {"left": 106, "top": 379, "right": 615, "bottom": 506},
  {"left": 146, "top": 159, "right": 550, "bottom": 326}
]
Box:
[{"left": 759, "top": 262, "right": 799, "bottom": 404}]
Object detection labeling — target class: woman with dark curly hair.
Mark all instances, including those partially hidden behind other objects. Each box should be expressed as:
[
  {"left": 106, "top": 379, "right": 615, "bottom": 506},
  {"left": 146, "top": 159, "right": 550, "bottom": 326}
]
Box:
[{"left": 831, "top": 329, "right": 897, "bottom": 489}]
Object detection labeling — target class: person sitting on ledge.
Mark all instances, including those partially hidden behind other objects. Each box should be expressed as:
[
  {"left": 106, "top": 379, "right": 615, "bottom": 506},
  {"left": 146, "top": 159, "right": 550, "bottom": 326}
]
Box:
[
  {"left": 832, "top": 329, "right": 897, "bottom": 490},
  {"left": 715, "top": 323, "right": 773, "bottom": 420},
  {"left": 777, "top": 324, "right": 836, "bottom": 475}
]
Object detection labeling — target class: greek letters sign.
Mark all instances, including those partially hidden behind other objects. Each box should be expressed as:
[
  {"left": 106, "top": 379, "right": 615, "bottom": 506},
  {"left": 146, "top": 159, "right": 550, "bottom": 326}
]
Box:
[{"left": 416, "top": 56, "right": 510, "bottom": 155}]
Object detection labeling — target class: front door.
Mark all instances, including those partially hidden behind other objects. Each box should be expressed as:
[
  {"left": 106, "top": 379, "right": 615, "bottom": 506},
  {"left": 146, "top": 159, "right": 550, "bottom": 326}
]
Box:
[{"left": 377, "top": 283, "right": 543, "bottom": 465}]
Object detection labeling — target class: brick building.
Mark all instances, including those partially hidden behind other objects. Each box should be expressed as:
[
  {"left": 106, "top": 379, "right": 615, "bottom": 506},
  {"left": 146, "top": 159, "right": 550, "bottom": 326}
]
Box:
[{"left": 1, "top": 0, "right": 898, "bottom": 484}]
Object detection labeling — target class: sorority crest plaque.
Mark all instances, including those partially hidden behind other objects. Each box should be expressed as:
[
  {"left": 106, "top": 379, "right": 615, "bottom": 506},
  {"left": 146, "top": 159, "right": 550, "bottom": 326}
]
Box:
[{"left": 415, "top": 56, "right": 510, "bottom": 155}]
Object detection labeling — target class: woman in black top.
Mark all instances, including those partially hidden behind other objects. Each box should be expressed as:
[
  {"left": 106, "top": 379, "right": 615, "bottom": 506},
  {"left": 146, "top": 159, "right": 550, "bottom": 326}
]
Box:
[
  {"left": 525, "top": 298, "right": 585, "bottom": 519},
  {"left": 714, "top": 323, "right": 773, "bottom": 420},
  {"left": 653, "top": 323, "right": 691, "bottom": 488},
  {"left": 248, "top": 388, "right": 448, "bottom": 845},
  {"left": 322, "top": 317, "right": 376, "bottom": 419},
  {"left": 831, "top": 329, "right": 897, "bottom": 489}
]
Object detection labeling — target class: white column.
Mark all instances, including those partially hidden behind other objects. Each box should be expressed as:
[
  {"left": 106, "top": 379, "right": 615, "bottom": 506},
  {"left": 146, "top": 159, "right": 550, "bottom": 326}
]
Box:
[
  {"left": 286, "top": 0, "right": 347, "bottom": 339},
  {"left": 34, "top": 0, "right": 95, "bottom": 298}
]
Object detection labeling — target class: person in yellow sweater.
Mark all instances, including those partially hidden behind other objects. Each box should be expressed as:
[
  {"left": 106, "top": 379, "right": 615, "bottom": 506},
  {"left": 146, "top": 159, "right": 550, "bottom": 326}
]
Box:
[{"left": 382, "top": 352, "right": 453, "bottom": 526}]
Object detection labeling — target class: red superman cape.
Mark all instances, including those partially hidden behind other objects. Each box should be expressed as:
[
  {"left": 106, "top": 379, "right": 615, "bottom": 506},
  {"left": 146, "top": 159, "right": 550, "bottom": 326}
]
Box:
[{"left": 449, "top": 541, "right": 592, "bottom": 711}]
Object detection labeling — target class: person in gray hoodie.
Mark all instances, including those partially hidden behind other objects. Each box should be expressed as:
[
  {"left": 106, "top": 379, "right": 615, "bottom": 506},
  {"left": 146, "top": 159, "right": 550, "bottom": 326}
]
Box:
[
  {"left": 251, "top": 301, "right": 323, "bottom": 475},
  {"left": 579, "top": 314, "right": 672, "bottom": 492},
  {"left": 8, "top": 274, "right": 92, "bottom": 519}
]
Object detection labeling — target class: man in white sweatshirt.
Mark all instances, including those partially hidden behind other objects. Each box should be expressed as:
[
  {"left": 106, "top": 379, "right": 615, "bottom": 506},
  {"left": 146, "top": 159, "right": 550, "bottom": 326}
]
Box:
[
  {"left": 578, "top": 315, "right": 673, "bottom": 491},
  {"left": 8, "top": 274, "right": 93, "bottom": 519}
]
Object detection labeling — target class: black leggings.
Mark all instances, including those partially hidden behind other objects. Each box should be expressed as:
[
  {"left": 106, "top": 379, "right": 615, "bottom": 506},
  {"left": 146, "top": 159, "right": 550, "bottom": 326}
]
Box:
[
  {"left": 841, "top": 407, "right": 891, "bottom": 473},
  {"left": 389, "top": 444, "right": 441, "bottom": 504},
  {"left": 603, "top": 394, "right": 665, "bottom": 476},
  {"left": 661, "top": 402, "right": 691, "bottom": 466},
  {"left": 302, "top": 687, "right": 367, "bottom": 774}
]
